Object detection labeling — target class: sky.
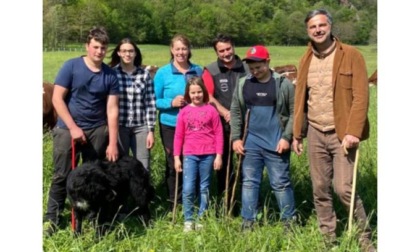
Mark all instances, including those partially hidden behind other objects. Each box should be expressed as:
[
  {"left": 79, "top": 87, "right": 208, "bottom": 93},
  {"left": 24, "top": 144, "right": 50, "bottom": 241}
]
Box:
[{"left": 0, "top": 1, "right": 417, "bottom": 251}]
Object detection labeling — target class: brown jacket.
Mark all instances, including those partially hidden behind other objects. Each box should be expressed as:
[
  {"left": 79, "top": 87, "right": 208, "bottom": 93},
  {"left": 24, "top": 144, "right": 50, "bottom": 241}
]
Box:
[{"left": 293, "top": 38, "right": 369, "bottom": 141}]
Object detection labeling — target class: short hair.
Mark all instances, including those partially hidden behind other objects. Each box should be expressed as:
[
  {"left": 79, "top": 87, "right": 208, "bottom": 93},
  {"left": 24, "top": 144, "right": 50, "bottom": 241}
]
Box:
[
  {"left": 86, "top": 26, "right": 109, "bottom": 45},
  {"left": 170, "top": 34, "right": 192, "bottom": 60},
  {"left": 212, "top": 33, "right": 234, "bottom": 51},
  {"left": 184, "top": 76, "right": 209, "bottom": 104},
  {"left": 304, "top": 9, "right": 333, "bottom": 25}
]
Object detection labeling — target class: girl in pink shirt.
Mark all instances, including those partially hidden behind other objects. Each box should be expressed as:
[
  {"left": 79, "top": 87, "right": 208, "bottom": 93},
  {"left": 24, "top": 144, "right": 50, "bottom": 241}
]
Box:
[{"left": 174, "top": 76, "right": 223, "bottom": 232}]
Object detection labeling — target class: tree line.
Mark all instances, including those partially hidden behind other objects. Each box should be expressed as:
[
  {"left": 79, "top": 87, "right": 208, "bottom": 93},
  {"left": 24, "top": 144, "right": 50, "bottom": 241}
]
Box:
[{"left": 43, "top": 0, "right": 377, "bottom": 48}]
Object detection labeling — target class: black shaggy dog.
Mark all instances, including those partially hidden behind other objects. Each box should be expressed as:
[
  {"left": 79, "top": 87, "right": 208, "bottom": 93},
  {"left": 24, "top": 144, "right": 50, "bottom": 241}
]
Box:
[{"left": 66, "top": 155, "right": 155, "bottom": 236}]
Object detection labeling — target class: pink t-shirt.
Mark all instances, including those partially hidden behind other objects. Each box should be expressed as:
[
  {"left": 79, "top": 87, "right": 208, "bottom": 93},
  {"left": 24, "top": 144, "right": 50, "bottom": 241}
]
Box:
[{"left": 174, "top": 103, "right": 223, "bottom": 156}]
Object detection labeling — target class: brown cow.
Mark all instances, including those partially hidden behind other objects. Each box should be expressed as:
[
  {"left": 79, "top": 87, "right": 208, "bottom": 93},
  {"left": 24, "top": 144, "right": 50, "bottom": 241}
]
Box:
[
  {"left": 43, "top": 82, "right": 57, "bottom": 131},
  {"left": 141, "top": 65, "right": 159, "bottom": 80},
  {"left": 368, "top": 69, "right": 377, "bottom": 86},
  {"left": 272, "top": 64, "right": 297, "bottom": 85}
]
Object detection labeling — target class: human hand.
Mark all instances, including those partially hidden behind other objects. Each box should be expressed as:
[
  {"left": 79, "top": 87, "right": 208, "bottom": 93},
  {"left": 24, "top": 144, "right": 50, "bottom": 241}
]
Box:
[
  {"left": 172, "top": 95, "right": 186, "bottom": 108},
  {"left": 213, "top": 155, "right": 222, "bottom": 170},
  {"left": 146, "top": 132, "right": 154, "bottom": 149},
  {"left": 276, "top": 139, "right": 290, "bottom": 154},
  {"left": 342, "top": 134, "right": 360, "bottom": 155},
  {"left": 106, "top": 144, "right": 119, "bottom": 162},
  {"left": 223, "top": 111, "right": 230, "bottom": 123},
  {"left": 70, "top": 126, "right": 86, "bottom": 144},
  {"left": 232, "top": 140, "right": 245, "bottom": 155},
  {"left": 174, "top": 157, "right": 182, "bottom": 172},
  {"left": 292, "top": 138, "right": 304, "bottom": 155}
]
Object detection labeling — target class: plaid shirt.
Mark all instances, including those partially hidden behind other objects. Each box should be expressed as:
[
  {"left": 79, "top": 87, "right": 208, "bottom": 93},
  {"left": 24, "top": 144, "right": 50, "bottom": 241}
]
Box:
[{"left": 114, "top": 65, "right": 157, "bottom": 131}]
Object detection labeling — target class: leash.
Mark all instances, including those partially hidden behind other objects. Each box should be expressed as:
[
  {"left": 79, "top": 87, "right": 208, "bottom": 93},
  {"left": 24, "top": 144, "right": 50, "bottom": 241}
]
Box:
[{"left": 71, "top": 139, "right": 76, "bottom": 231}]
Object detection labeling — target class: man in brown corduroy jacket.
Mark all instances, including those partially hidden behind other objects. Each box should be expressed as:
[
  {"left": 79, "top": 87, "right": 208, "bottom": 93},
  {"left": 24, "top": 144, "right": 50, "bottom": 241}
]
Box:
[{"left": 292, "top": 9, "right": 375, "bottom": 252}]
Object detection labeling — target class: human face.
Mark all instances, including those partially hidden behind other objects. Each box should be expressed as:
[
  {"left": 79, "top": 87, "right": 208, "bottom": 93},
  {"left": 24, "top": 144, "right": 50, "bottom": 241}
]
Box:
[
  {"left": 117, "top": 43, "right": 136, "bottom": 65},
  {"left": 247, "top": 61, "right": 271, "bottom": 82},
  {"left": 215, "top": 42, "right": 235, "bottom": 65},
  {"left": 306, "top": 14, "right": 332, "bottom": 46},
  {"left": 171, "top": 40, "right": 189, "bottom": 64},
  {"left": 85, "top": 39, "right": 107, "bottom": 64},
  {"left": 188, "top": 84, "right": 204, "bottom": 106}
]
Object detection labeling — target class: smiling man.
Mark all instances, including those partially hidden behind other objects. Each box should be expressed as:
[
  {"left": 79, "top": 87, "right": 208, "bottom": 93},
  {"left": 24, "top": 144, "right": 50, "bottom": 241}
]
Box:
[
  {"left": 44, "top": 27, "right": 119, "bottom": 236},
  {"left": 292, "top": 9, "right": 375, "bottom": 252},
  {"left": 202, "top": 34, "right": 249, "bottom": 213}
]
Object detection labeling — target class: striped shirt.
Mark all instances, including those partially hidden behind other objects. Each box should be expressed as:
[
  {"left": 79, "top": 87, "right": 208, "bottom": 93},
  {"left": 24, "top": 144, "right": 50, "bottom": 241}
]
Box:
[{"left": 113, "top": 65, "right": 157, "bottom": 131}]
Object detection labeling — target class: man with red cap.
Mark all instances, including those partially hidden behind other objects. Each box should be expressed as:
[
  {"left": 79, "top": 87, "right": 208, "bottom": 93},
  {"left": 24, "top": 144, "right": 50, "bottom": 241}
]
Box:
[{"left": 230, "top": 45, "right": 296, "bottom": 231}]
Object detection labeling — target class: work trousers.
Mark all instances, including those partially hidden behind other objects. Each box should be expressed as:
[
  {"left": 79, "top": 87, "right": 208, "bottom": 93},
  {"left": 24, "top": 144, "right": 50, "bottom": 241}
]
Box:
[
  {"left": 159, "top": 123, "right": 182, "bottom": 206},
  {"left": 307, "top": 125, "right": 372, "bottom": 240},
  {"left": 44, "top": 125, "right": 109, "bottom": 224}
]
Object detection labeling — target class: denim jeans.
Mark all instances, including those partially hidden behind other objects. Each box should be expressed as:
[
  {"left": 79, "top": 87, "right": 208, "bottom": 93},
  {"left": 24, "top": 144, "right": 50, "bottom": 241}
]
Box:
[
  {"left": 241, "top": 148, "right": 295, "bottom": 222},
  {"left": 118, "top": 125, "right": 151, "bottom": 171},
  {"left": 182, "top": 154, "right": 215, "bottom": 222}
]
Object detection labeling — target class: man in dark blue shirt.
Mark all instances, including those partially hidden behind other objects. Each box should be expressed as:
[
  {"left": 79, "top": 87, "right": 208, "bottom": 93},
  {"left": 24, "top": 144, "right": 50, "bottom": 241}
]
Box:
[{"left": 44, "top": 27, "right": 119, "bottom": 236}]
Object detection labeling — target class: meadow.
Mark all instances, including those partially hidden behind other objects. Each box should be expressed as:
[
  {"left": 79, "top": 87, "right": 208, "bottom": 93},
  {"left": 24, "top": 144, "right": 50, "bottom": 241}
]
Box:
[{"left": 43, "top": 45, "right": 377, "bottom": 252}]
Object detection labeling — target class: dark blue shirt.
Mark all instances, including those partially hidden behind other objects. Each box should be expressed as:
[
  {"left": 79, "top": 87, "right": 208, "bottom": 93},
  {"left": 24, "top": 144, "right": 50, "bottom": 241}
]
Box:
[
  {"left": 243, "top": 77, "right": 282, "bottom": 151},
  {"left": 54, "top": 57, "right": 119, "bottom": 129}
]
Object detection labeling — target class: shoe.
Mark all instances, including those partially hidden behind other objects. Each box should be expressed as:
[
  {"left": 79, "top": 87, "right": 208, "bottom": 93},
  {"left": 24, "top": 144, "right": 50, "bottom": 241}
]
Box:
[
  {"left": 183, "top": 221, "right": 194, "bottom": 233},
  {"left": 282, "top": 215, "right": 298, "bottom": 234},
  {"left": 43, "top": 221, "right": 58, "bottom": 237},
  {"left": 241, "top": 220, "right": 254, "bottom": 233},
  {"left": 323, "top": 234, "right": 339, "bottom": 250},
  {"left": 360, "top": 238, "right": 376, "bottom": 252},
  {"left": 195, "top": 222, "right": 203, "bottom": 231}
]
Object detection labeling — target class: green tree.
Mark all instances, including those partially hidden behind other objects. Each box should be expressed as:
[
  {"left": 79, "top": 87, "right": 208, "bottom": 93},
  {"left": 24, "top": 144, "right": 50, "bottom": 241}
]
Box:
[
  {"left": 43, "top": 2, "right": 71, "bottom": 48},
  {"left": 42, "top": 0, "right": 377, "bottom": 47},
  {"left": 284, "top": 11, "right": 307, "bottom": 45}
]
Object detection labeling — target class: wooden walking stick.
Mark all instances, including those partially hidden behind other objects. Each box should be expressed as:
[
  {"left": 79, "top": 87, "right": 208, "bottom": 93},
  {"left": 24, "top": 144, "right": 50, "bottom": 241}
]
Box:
[
  {"left": 343, "top": 141, "right": 360, "bottom": 233},
  {"left": 224, "top": 135, "right": 232, "bottom": 216},
  {"left": 228, "top": 109, "right": 250, "bottom": 217},
  {"left": 172, "top": 171, "right": 179, "bottom": 225}
]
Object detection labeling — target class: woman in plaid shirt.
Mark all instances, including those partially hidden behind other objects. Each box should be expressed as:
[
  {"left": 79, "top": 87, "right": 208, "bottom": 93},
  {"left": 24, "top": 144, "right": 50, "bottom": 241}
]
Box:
[{"left": 109, "top": 38, "right": 157, "bottom": 172}]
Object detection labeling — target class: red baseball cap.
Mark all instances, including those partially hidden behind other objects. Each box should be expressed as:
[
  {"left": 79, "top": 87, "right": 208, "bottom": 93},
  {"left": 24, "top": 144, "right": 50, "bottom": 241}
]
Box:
[{"left": 243, "top": 45, "right": 270, "bottom": 62}]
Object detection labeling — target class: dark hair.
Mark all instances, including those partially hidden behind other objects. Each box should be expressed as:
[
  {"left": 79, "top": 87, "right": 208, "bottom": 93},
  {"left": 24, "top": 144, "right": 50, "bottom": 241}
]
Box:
[
  {"left": 86, "top": 26, "right": 109, "bottom": 45},
  {"left": 304, "top": 9, "right": 333, "bottom": 25},
  {"left": 170, "top": 34, "right": 192, "bottom": 60},
  {"left": 184, "top": 76, "right": 209, "bottom": 104},
  {"left": 212, "top": 33, "right": 234, "bottom": 51},
  {"left": 108, "top": 38, "right": 142, "bottom": 68}
]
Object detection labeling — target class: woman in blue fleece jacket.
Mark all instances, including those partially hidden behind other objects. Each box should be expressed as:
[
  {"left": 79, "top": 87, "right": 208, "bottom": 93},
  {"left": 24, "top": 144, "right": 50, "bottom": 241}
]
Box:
[{"left": 154, "top": 34, "right": 203, "bottom": 210}]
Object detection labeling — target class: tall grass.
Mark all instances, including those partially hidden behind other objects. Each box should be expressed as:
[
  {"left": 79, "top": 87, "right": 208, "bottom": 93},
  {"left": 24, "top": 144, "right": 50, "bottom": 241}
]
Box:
[{"left": 43, "top": 45, "right": 377, "bottom": 251}]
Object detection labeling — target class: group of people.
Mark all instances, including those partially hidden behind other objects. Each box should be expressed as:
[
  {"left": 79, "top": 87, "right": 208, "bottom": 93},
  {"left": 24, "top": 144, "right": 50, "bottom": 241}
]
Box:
[{"left": 43, "top": 8, "right": 375, "bottom": 252}]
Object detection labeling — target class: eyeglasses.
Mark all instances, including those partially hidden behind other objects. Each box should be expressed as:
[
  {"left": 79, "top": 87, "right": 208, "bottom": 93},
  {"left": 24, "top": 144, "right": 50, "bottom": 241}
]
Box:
[{"left": 120, "top": 49, "right": 135, "bottom": 55}]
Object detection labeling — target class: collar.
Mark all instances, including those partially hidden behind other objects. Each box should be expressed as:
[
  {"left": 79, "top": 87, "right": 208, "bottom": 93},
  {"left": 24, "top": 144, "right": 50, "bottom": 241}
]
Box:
[
  {"left": 170, "top": 60, "right": 192, "bottom": 74},
  {"left": 116, "top": 64, "right": 140, "bottom": 75},
  {"left": 216, "top": 55, "right": 244, "bottom": 71},
  {"left": 311, "top": 37, "right": 337, "bottom": 59}
]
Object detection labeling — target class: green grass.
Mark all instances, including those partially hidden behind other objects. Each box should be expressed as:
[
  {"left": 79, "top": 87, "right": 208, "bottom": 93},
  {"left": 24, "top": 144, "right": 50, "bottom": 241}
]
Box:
[
  {"left": 43, "top": 45, "right": 377, "bottom": 82},
  {"left": 43, "top": 45, "right": 377, "bottom": 251}
]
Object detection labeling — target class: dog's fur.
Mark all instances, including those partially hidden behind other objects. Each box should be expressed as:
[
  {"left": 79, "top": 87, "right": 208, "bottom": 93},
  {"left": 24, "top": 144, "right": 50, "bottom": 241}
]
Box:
[{"left": 66, "top": 156, "right": 155, "bottom": 236}]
